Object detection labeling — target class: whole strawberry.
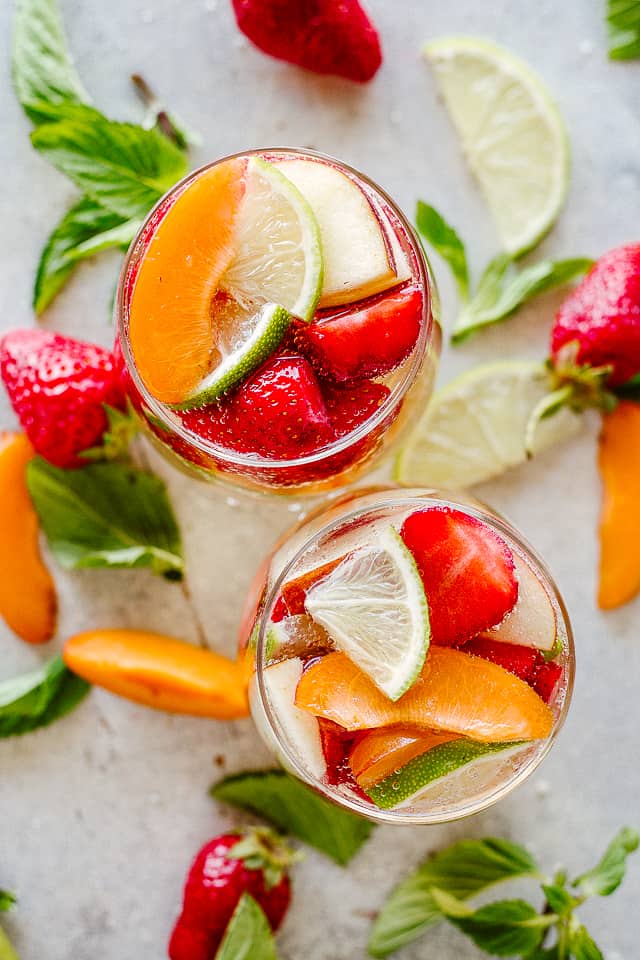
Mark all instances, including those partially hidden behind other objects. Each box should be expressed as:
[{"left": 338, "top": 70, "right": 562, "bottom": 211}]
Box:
[
  {"left": 551, "top": 243, "right": 640, "bottom": 388},
  {"left": 231, "top": 0, "right": 382, "bottom": 83},
  {"left": 0, "top": 329, "right": 126, "bottom": 468},
  {"left": 168, "top": 828, "right": 294, "bottom": 960}
]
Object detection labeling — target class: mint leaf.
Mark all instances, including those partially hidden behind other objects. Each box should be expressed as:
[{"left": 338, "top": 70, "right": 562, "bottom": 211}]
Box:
[
  {"left": 0, "top": 656, "right": 89, "bottom": 738},
  {"left": 368, "top": 838, "right": 539, "bottom": 957},
  {"left": 573, "top": 826, "right": 639, "bottom": 897},
  {"left": 453, "top": 258, "right": 593, "bottom": 343},
  {"left": 607, "top": 0, "right": 640, "bottom": 60},
  {"left": 33, "top": 195, "right": 135, "bottom": 314},
  {"left": 415, "top": 201, "right": 470, "bottom": 300},
  {"left": 30, "top": 116, "right": 187, "bottom": 219},
  {"left": 0, "top": 892, "right": 15, "bottom": 913},
  {"left": 216, "top": 894, "right": 278, "bottom": 960},
  {"left": 0, "top": 925, "right": 19, "bottom": 960},
  {"left": 541, "top": 883, "right": 575, "bottom": 916},
  {"left": 430, "top": 890, "right": 550, "bottom": 957},
  {"left": 569, "top": 923, "right": 604, "bottom": 960},
  {"left": 12, "top": 0, "right": 89, "bottom": 122},
  {"left": 79, "top": 406, "right": 139, "bottom": 463},
  {"left": 26, "top": 458, "right": 184, "bottom": 580},
  {"left": 131, "top": 74, "right": 200, "bottom": 152},
  {"left": 211, "top": 770, "right": 373, "bottom": 866}
]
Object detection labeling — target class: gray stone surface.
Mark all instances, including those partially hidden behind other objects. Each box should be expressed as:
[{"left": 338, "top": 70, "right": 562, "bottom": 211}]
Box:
[{"left": 1, "top": 1, "right": 639, "bottom": 957}]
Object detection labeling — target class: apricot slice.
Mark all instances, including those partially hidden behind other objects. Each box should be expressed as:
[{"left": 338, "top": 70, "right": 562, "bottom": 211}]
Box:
[
  {"left": 295, "top": 648, "right": 553, "bottom": 743},
  {"left": 64, "top": 629, "right": 249, "bottom": 718},
  {"left": 349, "top": 726, "right": 458, "bottom": 791},
  {"left": 598, "top": 401, "right": 640, "bottom": 610},
  {"left": 129, "top": 157, "right": 247, "bottom": 404},
  {"left": 0, "top": 432, "right": 56, "bottom": 643}
]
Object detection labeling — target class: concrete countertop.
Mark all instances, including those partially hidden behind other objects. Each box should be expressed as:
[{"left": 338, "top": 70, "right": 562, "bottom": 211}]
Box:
[{"left": 1, "top": 1, "right": 639, "bottom": 957}]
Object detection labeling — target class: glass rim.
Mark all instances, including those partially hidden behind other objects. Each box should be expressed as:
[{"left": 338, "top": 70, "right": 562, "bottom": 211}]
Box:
[
  {"left": 116, "top": 146, "right": 435, "bottom": 471},
  {"left": 253, "top": 491, "right": 576, "bottom": 825}
]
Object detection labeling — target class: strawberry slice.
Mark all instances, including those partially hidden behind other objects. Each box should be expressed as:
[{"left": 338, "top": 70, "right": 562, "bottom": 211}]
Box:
[
  {"left": 272, "top": 557, "right": 344, "bottom": 623},
  {"left": 181, "top": 354, "right": 333, "bottom": 459},
  {"left": 400, "top": 507, "right": 518, "bottom": 647},
  {"left": 296, "top": 285, "right": 423, "bottom": 383},
  {"left": 463, "top": 636, "right": 544, "bottom": 683},
  {"left": 322, "top": 379, "right": 391, "bottom": 438},
  {"left": 531, "top": 661, "right": 563, "bottom": 704}
]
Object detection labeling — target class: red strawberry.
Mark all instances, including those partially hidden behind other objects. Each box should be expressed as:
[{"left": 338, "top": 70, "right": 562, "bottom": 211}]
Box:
[
  {"left": 318, "top": 718, "right": 355, "bottom": 785},
  {"left": 551, "top": 243, "right": 640, "bottom": 388},
  {"left": 169, "top": 828, "right": 293, "bottom": 960},
  {"left": 463, "top": 636, "right": 544, "bottom": 683},
  {"left": 322, "top": 379, "right": 391, "bottom": 438},
  {"left": 531, "top": 661, "right": 563, "bottom": 704},
  {"left": 181, "top": 354, "right": 334, "bottom": 459},
  {"left": 272, "top": 556, "right": 344, "bottom": 622},
  {"left": 0, "top": 329, "right": 126, "bottom": 468},
  {"left": 231, "top": 0, "right": 382, "bottom": 83},
  {"left": 295, "top": 285, "right": 423, "bottom": 383},
  {"left": 400, "top": 508, "right": 518, "bottom": 647}
]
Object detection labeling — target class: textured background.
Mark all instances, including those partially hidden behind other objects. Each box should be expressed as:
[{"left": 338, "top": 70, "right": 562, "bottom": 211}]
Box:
[{"left": 1, "top": 1, "right": 640, "bottom": 958}]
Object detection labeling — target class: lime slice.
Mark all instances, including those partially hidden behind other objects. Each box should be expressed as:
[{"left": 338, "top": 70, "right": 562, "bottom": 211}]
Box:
[
  {"left": 367, "top": 739, "right": 526, "bottom": 809},
  {"left": 222, "top": 156, "right": 323, "bottom": 320},
  {"left": 305, "top": 526, "right": 430, "bottom": 702},
  {"left": 396, "top": 361, "right": 581, "bottom": 489},
  {"left": 425, "top": 37, "right": 569, "bottom": 256}
]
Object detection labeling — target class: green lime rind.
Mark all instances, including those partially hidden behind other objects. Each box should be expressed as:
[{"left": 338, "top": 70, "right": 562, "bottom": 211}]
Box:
[
  {"left": 176, "top": 303, "right": 291, "bottom": 410},
  {"left": 367, "top": 739, "right": 528, "bottom": 810}
]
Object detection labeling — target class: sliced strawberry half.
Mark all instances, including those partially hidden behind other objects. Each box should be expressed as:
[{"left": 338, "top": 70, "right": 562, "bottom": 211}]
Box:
[
  {"left": 295, "top": 284, "right": 423, "bottom": 383},
  {"left": 180, "top": 354, "right": 333, "bottom": 459},
  {"left": 463, "top": 635, "right": 544, "bottom": 683},
  {"left": 400, "top": 507, "right": 518, "bottom": 647},
  {"left": 531, "top": 661, "right": 563, "bottom": 704},
  {"left": 322, "top": 379, "right": 391, "bottom": 438}
]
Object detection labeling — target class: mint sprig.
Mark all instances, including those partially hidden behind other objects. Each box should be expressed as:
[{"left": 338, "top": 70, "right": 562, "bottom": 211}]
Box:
[
  {"left": 607, "top": 0, "right": 640, "bottom": 60},
  {"left": 26, "top": 458, "right": 184, "bottom": 580},
  {"left": 0, "top": 892, "right": 16, "bottom": 913},
  {"left": 211, "top": 769, "right": 373, "bottom": 866},
  {"left": 216, "top": 894, "right": 279, "bottom": 960},
  {"left": 369, "top": 827, "right": 638, "bottom": 958},
  {"left": 415, "top": 202, "right": 592, "bottom": 343},
  {"left": 0, "top": 656, "right": 89, "bottom": 738},
  {"left": 12, "top": 0, "right": 194, "bottom": 313}
]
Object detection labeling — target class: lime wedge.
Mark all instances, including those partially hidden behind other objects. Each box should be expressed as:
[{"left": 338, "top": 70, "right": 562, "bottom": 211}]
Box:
[
  {"left": 425, "top": 37, "right": 569, "bottom": 256},
  {"left": 222, "top": 156, "right": 323, "bottom": 321},
  {"left": 367, "top": 739, "right": 527, "bottom": 809},
  {"left": 305, "top": 527, "right": 430, "bottom": 702},
  {"left": 395, "top": 361, "right": 581, "bottom": 488}
]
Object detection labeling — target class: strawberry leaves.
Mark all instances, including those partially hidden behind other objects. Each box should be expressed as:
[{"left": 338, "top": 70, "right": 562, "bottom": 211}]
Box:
[
  {"left": 369, "top": 828, "right": 638, "bottom": 958},
  {"left": 215, "top": 894, "right": 279, "bottom": 960}
]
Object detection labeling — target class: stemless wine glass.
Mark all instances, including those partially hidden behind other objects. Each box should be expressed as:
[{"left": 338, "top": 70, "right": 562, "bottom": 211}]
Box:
[
  {"left": 239, "top": 487, "right": 574, "bottom": 825},
  {"left": 116, "top": 148, "right": 440, "bottom": 497}
]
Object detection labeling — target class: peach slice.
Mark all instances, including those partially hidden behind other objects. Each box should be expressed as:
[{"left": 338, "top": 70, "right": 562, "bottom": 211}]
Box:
[
  {"left": 0, "top": 432, "right": 56, "bottom": 644},
  {"left": 295, "top": 648, "right": 553, "bottom": 743}
]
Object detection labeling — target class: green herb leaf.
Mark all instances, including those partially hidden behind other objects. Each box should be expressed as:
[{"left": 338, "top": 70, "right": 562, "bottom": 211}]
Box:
[
  {"left": 524, "top": 946, "right": 560, "bottom": 960},
  {"left": 27, "top": 458, "right": 184, "bottom": 580},
  {"left": 216, "top": 894, "right": 278, "bottom": 960},
  {"left": 131, "top": 74, "right": 200, "bottom": 152},
  {"left": 0, "top": 892, "right": 16, "bottom": 914},
  {"left": 573, "top": 826, "right": 640, "bottom": 897},
  {"left": 430, "top": 890, "right": 551, "bottom": 957},
  {"left": 453, "top": 258, "right": 593, "bottom": 343},
  {"left": 33, "top": 195, "right": 136, "bottom": 314},
  {"left": 0, "top": 925, "right": 20, "bottom": 960},
  {"left": 569, "top": 923, "right": 604, "bottom": 960},
  {"left": 30, "top": 116, "right": 187, "bottom": 219},
  {"left": 368, "top": 837, "right": 539, "bottom": 957},
  {"left": 12, "top": 0, "right": 89, "bottom": 122},
  {"left": 607, "top": 0, "right": 640, "bottom": 60},
  {"left": 0, "top": 656, "right": 90, "bottom": 739},
  {"left": 615, "top": 371, "right": 640, "bottom": 401},
  {"left": 415, "top": 201, "right": 470, "bottom": 300},
  {"left": 211, "top": 770, "right": 373, "bottom": 866},
  {"left": 79, "top": 406, "right": 139, "bottom": 463},
  {"left": 541, "top": 883, "right": 575, "bottom": 916}
]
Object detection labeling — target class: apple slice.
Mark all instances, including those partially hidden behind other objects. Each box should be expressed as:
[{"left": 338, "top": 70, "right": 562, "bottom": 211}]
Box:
[
  {"left": 484, "top": 553, "right": 557, "bottom": 652},
  {"left": 278, "top": 158, "right": 409, "bottom": 308},
  {"left": 262, "top": 658, "right": 326, "bottom": 779}
]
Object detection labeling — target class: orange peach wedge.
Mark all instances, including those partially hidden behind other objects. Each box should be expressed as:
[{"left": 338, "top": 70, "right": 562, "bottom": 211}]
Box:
[
  {"left": 349, "top": 726, "right": 459, "bottom": 792},
  {"left": 64, "top": 629, "right": 249, "bottom": 718},
  {"left": 295, "top": 648, "right": 553, "bottom": 743},
  {"left": 0, "top": 431, "right": 56, "bottom": 644},
  {"left": 598, "top": 401, "right": 640, "bottom": 610}
]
